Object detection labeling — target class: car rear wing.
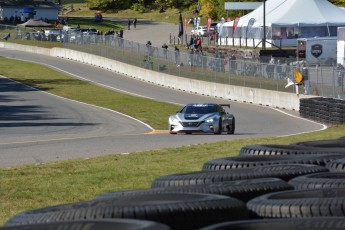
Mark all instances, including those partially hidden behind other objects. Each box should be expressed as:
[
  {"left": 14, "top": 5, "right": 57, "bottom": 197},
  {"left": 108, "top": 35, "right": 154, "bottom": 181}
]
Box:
[{"left": 220, "top": 104, "right": 230, "bottom": 108}]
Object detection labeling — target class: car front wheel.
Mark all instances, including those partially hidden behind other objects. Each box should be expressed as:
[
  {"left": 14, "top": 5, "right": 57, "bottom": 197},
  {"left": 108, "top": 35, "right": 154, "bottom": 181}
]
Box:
[{"left": 214, "top": 120, "right": 222, "bottom": 135}]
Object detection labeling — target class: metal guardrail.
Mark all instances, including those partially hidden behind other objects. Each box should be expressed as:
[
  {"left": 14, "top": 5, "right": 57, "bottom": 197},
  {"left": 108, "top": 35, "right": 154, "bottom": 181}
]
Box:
[{"left": 2, "top": 24, "right": 345, "bottom": 99}]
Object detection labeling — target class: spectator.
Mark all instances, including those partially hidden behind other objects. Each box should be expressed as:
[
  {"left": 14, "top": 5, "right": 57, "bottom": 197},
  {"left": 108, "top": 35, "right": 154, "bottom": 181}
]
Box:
[
  {"left": 337, "top": 63, "right": 345, "bottom": 87},
  {"left": 187, "top": 36, "right": 195, "bottom": 50},
  {"left": 127, "top": 19, "right": 131, "bottom": 30},
  {"left": 162, "top": 43, "right": 168, "bottom": 59},
  {"left": 195, "top": 37, "right": 202, "bottom": 53},
  {"left": 276, "top": 59, "right": 283, "bottom": 79},
  {"left": 302, "top": 63, "right": 310, "bottom": 95},
  {"left": 174, "top": 46, "right": 181, "bottom": 67},
  {"left": 133, "top": 18, "right": 137, "bottom": 28}
]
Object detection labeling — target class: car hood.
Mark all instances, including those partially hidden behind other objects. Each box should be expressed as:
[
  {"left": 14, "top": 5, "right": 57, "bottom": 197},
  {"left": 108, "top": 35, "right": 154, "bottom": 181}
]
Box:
[{"left": 173, "top": 113, "right": 218, "bottom": 121}]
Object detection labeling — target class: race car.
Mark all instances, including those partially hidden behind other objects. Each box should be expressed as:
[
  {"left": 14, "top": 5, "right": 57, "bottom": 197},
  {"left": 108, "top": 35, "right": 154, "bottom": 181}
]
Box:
[{"left": 168, "top": 103, "right": 235, "bottom": 134}]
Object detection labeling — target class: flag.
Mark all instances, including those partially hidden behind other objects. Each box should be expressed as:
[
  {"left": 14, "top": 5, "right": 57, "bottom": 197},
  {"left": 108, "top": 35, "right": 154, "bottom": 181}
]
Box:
[
  {"left": 178, "top": 13, "right": 183, "bottom": 37},
  {"left": 207, "top": 18, "right": 212, "bottom": 33},
  {"left": 232, "top": 17, "right": 240, "bottom": 37},
  {"left": 246, "top": 18, "right": 256, "bottom": 38},
  {"left": 184, "top": 18, "right": 187, "bottom": 35},
  {"left": 294, "top": 69, "right": 304, "bottom": 84}
]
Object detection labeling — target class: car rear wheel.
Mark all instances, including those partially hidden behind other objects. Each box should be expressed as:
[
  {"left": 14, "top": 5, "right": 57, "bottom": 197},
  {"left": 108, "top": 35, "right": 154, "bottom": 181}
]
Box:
[{"left": 227, "top": 118, "right": 235, "bottom": 134}]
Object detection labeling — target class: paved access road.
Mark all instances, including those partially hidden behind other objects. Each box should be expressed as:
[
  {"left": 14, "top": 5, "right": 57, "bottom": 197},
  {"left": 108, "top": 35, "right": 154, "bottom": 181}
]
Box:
[{"left": 0, "top": 49, "right": 325, "bottom": 168}]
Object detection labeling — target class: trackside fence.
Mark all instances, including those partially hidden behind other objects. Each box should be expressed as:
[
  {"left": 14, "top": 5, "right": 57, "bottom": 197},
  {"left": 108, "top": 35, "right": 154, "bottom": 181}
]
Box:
[{"left": 3, "top": 24, "right": 345, "bottom": 99}]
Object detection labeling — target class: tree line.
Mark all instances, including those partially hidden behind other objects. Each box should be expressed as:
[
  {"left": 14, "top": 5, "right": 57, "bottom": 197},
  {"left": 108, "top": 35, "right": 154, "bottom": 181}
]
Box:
[{"left": 58, "top": 0, "right": 345, "bottom": 21}]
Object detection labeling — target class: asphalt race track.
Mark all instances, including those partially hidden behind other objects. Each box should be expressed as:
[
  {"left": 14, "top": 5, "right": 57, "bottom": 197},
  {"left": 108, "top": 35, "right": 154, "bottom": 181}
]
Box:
[{"left": 0, "top": 49, "right": 325, "bottom": 168}]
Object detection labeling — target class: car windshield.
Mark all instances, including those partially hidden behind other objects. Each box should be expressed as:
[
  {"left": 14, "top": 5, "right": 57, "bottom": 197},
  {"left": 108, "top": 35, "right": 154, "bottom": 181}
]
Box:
[{"left": 183, "top": 104, "right": 218, "bottom": 114}]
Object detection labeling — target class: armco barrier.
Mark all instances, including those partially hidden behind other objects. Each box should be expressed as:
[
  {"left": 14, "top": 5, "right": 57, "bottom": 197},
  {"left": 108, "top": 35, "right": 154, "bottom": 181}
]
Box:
[{"left": 0, "top": 42, "right": 315, "bottom": 111}]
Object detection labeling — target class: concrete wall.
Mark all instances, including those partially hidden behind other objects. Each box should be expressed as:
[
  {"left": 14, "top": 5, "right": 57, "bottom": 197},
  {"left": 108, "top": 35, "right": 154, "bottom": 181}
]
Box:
[{"left": 0, "top": 42, "right": 314, "bottom": 111}]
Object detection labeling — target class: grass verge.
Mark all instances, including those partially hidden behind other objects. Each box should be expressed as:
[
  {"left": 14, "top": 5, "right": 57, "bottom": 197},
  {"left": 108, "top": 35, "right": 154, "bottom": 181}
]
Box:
[{"left": 0, "top": 57, "right": 345, "bottom": 226}]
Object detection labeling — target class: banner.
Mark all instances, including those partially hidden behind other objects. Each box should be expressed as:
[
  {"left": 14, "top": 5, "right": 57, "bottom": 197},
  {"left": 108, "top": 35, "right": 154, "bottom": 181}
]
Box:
[
  {"left": 178, "top": 13, "right": 183, "bottom": 37},
  {"left": 197, "top": 17, "right": 201, "bottom": 28},
  {"left": 207, "top": 18, "right": 212, "bottom": 33},
  {"left": 232, "top": 17, "right": 240, "bottom": 37},
  {"left": 246, "top": 18, "right": 256, "bottom": 37},
  {"left": 184, "top": 18, "right": 187, "bottom": 34},
  {"left": 294, "top": 69, "right": 304, "bottom": 83}
]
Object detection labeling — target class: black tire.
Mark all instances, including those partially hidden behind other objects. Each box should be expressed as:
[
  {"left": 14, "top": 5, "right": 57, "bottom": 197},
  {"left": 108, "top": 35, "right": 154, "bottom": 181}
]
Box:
[
  {"left": 288, "top": 172, "right": 345, "bottom": 190},
  {"left": 293, "top": 137, "right": 345, "bottom": 148},
  {"left": 151, "top": 164, "right": 328, "bottom": 188},
  {"left": 96, "top": 178, "right": 293, "bottom": 202},
  {"left": 326, "top": 158, "right": 345, "bottom": 172},
  {"left": 214, "top": 120, "right": 222, "bottom": 134},
  {"left": 1, "top": 219, "right": 170, "bottom": 230},
  {"left": 247, "top": 188, "right": 345, "bottom": 218},
  {"left": 202, "top": 154, "right": 345, "bottom": 171},
  {"left": 227, "top": 118, "right": 235, "bottom": 134},
  {"left": 5, "top": 193, "right": 249, "bottom": 230},
  {"left": 200, "top": 217, "right": 345, "bottom": 230},
  {"left": 239, "top": 144, "right": 345, "bottom": 156}
]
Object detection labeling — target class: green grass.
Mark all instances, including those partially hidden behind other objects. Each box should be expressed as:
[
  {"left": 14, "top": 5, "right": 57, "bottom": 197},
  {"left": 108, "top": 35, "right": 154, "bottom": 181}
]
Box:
[{"left": 65, "top": 5, "right": 184, "bottom": 25}]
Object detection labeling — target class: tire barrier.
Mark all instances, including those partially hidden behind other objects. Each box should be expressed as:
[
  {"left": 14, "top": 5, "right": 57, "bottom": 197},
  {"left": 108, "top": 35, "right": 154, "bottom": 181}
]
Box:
[
  {"left": 326, "top": 158, "right": 345, "bottom": 172},
  {"left": 300, "top": 97, "right": 345, "bottom": 124},
  {"left": 288, "top": 172, "right": 345, "bottom": 190},
  {"left": 4, "top": 193, "right": 249, "bottom": 230},
  {"left": 247, "top": 188, "right": 345, "bottom": 218},
  {"left": 1, "top": 219, "right": 170, "bottom": 230},
  {"left": 200, "top": 217, "right": 345, "bottom": 230},
  {"left": 151, "top": 164, "right": 328, "bottom": 188},
  {"left": 202, "top": 154, "right": 345, "bottom": 171},
  {"left": 96, "top": 178, "right": 293, "bottom": 202},
  {"left": 239, "top": 144, "right": 345, "bottom": 156},
  {"left": 5, "top": 136, "right": 345, "bottom": 229}
]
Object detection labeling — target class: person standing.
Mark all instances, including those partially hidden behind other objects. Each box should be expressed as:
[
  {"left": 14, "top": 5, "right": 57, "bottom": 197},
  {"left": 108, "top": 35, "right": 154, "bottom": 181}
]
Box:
[
  {"left": 162, "top": 43, "right": 168, "bottom": 59},
  {"left": 133, "top": 18, "right": 137, "bottom": 28},
  {"left": 337, "top": 63, "right": 345, "bottom": 87},
  {"left": 174, "top": 46, "right": 181, "bottom": 67},
  {"left": 302, "top": 63, "right": 310, "bottom": 95},
  {"left": 127, "top": 19, "right": 131, "bottom": 30}
]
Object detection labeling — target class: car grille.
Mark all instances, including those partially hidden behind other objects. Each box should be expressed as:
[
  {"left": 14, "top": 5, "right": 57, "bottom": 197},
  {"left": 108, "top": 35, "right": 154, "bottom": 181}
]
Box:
[{"left": 181, "top": 122, "right": 201, "bottom": 127}]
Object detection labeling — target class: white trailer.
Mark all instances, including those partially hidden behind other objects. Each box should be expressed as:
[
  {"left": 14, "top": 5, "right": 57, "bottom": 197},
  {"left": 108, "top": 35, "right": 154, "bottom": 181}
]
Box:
[
  {"left": 337, "top": 27, "right": 345, "bottom": 65},
  {"left": 297, "top": 37, "right": 337, "bottom": 65}
]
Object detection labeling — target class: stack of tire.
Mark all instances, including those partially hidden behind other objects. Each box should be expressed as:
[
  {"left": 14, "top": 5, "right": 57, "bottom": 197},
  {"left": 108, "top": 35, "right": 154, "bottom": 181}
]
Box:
[
  {"left": 300, "top": 97, "right": 345, "bottom": 124},
  {"left": 2, "top": 137, "right": 345, "bottom": 230}
]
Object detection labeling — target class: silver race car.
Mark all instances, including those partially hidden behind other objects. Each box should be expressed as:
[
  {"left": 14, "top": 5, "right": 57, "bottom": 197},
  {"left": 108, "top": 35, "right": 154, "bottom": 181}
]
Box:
[{"left": 169, "top": 103, "right": 235, "bottom": 134}]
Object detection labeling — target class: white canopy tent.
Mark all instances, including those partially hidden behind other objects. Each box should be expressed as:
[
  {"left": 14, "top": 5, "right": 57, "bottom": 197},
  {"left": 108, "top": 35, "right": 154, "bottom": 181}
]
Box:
[{"left": 221, "top": 0, "right": 345, "bottom": 48}]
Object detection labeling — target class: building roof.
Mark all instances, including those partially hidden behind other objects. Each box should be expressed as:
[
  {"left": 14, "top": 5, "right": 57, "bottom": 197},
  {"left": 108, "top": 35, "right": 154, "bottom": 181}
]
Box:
[{"left": 225, "top": 0, "right": 345, "bottom": 27}]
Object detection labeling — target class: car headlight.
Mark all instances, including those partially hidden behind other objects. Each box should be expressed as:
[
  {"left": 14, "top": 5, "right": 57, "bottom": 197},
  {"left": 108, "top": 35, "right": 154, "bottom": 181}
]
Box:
[
  {"left": 170, "top": 117, "right": 179, "bottom": 122},
  {"left": 205, "top": 117, "right": 214, "bottom": 123}
]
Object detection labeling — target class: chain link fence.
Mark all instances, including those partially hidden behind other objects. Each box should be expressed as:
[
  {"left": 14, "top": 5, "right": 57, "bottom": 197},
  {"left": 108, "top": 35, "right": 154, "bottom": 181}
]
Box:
[{"left": 3, "top": 24, "right": 345, "bottom": 99}]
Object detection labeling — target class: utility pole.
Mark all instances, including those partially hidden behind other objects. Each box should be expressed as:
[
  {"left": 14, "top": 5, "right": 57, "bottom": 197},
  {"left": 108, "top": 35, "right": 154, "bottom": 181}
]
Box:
[{"left": 262, "top": 0, "right": 266, "bottom": 49}]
